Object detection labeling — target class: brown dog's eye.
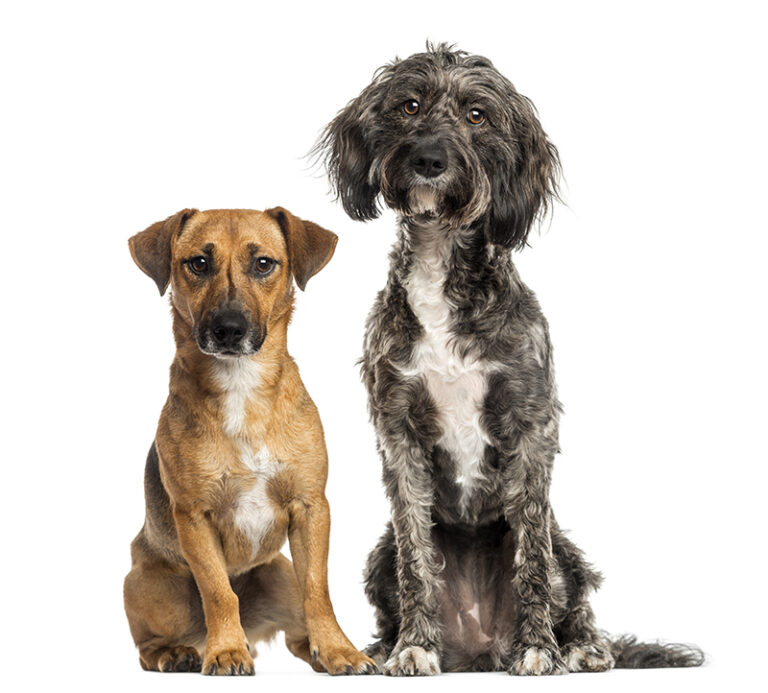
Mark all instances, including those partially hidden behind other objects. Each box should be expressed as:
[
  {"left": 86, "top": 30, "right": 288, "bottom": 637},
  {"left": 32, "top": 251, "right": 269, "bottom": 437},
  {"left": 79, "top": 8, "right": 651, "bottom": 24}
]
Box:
[
  {"left": 253, "top": 257, "right": 276, "bottom": 275},
  {"left": 467, "top": 108, "right": 485, "bottom": 125},
  {"left": 402, "top": 99, "right": 420, "bottom": 116},
  {"left": 188, "top": 256, "right": 209, "bottom": 274}
]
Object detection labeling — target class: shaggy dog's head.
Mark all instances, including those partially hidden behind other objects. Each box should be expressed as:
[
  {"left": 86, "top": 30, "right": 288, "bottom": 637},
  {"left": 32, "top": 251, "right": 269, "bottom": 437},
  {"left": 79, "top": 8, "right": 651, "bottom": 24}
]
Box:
[{"left": 317, "top": 43, "right": 561, "bottom": 249}]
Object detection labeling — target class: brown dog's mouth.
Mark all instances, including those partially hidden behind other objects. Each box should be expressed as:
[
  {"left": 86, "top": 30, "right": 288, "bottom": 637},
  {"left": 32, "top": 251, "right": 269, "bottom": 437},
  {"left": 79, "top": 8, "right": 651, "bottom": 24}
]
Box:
[
  {"left": 214, "top": 351, "right": 242, "bottom": 359},
  {"left": 194, "top": 326, "right": 267, "bottom": 359},
  {"left": 195, "top": 338, "right": 266, "bottom": 358}
]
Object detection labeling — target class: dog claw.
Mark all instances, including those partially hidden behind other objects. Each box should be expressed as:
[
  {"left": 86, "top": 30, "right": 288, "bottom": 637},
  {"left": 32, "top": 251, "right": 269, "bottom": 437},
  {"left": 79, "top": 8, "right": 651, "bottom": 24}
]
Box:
[
  {"left": 202, "top": 647, "right": 254, "bottom": 676},
  {"left": 509, "top": 645, "right": 567, "bottom": 676},
  {"left": 383, "top": 645, "right": 441, "bottom": 676},
  {"left": 309, "top": 643, "right": 378, "bottom": 676}
]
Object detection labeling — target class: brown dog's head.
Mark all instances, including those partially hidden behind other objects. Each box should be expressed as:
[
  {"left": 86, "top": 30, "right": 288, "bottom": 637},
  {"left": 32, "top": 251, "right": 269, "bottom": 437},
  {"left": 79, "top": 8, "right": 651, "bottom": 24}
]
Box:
[{"left": 129, "top": 208, "right": 337, "bottom": 358}]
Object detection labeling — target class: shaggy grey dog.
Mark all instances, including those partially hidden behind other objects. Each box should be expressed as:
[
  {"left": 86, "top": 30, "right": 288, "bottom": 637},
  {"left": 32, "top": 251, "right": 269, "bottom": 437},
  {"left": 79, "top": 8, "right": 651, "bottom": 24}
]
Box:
[{"left": 318, "top": 43, "right": 703, "bottom": 676}]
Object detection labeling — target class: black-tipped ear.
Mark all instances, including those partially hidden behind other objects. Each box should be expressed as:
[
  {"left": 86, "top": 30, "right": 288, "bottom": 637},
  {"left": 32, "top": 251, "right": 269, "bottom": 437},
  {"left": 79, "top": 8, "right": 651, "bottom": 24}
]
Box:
[
  {"left": 485, "top": 97, "right": 560, "bottom": 249},
  {"left": 266, "top": 207, "right": 338, "bottom": 291},
  {"left": 129, "top": 209, "right": 198, "bottom": 295}
]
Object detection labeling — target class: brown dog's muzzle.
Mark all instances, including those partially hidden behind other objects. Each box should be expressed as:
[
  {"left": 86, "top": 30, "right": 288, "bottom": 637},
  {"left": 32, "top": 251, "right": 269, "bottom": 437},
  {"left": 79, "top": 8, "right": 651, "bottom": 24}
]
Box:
[{"left": 195, "top": 304, "right": 265, "bottom": 357}]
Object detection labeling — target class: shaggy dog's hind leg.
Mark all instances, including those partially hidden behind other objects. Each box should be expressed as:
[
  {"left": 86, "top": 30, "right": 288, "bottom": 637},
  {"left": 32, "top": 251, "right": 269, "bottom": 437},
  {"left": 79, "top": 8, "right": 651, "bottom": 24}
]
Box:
[
  {"left": 363, "top": 522, "right": 400, "bottom": 667},
  {"left": 557, "top": 603, "right": 614, "bottom": 673},
  {"left": 551, "top": 527, "right": 614, "bottom": 672}
]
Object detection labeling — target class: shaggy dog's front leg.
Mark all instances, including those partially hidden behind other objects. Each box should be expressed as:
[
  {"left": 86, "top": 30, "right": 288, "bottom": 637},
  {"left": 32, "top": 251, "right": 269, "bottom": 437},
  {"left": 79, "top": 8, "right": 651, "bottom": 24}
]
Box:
[
  {"left": 379, "top": 441, "right": 443, "bottom": 676},
  {"left": 503, "top": 422, "right": 568, "bottom": 676},
  {"left": 372, "top": 376, "right": 443, "bottom": 676}
]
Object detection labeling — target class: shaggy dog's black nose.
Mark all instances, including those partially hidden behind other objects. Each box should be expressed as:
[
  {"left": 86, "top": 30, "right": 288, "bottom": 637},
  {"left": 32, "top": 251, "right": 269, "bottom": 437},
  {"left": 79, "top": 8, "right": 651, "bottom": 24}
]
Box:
[
  {"left": 410, "top": 143, "right": 448, "bottom": 178},
  {"left": 211, "top": 311, "right": 248, "bottom": 348}
]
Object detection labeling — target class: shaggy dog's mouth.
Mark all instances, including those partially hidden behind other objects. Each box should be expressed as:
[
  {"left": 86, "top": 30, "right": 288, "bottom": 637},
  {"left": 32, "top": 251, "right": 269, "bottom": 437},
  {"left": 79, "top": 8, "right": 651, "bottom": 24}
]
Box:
[{"left": 406, "top": 182, "right": 443, "bottom": 216}]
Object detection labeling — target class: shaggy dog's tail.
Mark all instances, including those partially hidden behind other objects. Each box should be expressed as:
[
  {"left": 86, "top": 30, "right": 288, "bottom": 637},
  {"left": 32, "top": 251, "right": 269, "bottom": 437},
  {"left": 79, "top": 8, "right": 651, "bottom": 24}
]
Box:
[{"left": 608, "top": 634, "right": 705, "bottom": 668}]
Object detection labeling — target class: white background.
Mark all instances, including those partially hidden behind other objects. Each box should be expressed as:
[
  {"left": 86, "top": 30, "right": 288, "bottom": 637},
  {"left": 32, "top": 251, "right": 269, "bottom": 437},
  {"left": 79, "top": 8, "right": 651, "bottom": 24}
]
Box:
[{"left": 1, "top": 1, "right": 765, "bottom": 691}]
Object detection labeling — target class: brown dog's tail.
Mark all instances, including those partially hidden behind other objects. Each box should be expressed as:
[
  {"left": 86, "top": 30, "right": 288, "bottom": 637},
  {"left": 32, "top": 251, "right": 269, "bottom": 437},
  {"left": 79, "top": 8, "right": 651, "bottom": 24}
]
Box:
[{"left": 608, "top": 634, "right": 704, "bottom": 668}]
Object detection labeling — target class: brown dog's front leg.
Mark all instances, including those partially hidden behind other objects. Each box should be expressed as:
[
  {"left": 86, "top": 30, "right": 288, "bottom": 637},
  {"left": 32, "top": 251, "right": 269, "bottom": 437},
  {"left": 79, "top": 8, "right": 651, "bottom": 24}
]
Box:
[
  {"left": 288, "top": 494, "right": 376, "bottom": 675},
  {"left": 173, "top": 507, "right": 254, "bottom": 676}
]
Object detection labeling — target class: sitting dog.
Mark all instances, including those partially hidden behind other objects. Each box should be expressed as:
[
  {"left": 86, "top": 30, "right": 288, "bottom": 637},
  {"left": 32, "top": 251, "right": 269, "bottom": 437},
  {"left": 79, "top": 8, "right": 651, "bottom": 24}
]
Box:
[
  {"left": 123, "top": 207, "right": 376, "bottom": 676},
  {"left": 318, "top": 43, "right": 704, "bottom": 676}
]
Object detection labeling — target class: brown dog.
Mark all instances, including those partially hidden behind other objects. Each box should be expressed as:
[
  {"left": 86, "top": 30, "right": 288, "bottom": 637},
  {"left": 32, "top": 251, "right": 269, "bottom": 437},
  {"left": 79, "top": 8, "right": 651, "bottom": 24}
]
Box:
[{"left": 123, "top": 208, "right": 376, "bottom": 676}]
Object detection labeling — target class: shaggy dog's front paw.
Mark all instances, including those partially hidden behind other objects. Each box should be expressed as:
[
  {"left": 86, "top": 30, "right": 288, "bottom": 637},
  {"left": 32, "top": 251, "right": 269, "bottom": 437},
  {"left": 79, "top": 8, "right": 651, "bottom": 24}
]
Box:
[
  {"left": 383, "top": 645, "right": 441, "bottom": 676},
  {"left": 509, "top": 645, "right": 567, "bottom": 676}
]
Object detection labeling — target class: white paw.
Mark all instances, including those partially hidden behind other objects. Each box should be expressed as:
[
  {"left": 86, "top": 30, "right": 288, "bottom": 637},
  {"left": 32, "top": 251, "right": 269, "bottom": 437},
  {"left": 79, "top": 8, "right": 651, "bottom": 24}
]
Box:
[
  {"left": 509, "top": 646, "right": 566, "bottom": 676},
  {"left": 383, "top": 645, "right": 441, "bottom": 676},
  {"left": 564, "top": 643, "right": 615, "bottom": 672}
]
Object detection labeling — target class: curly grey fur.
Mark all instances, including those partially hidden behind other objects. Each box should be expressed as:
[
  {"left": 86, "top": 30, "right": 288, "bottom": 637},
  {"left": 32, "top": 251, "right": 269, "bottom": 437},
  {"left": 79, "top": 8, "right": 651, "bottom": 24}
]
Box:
[{"left": 319, "top": 42, "right": 703, "bottom": 675}]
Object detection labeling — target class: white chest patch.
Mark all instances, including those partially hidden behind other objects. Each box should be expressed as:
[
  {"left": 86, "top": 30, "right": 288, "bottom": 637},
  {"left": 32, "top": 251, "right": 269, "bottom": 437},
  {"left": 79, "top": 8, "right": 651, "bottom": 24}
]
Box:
[
  {"left": 403, "top": 226, "right": 491, "bottom": 504},
  {"left": 232, "top": 444, "right": 283, "bottom": 559},
  {"left": 211, "top": 357, "right": 264, "bottom": 437},
  {"left": 211, "top": 358, "right": 281, "bottom": 559}
]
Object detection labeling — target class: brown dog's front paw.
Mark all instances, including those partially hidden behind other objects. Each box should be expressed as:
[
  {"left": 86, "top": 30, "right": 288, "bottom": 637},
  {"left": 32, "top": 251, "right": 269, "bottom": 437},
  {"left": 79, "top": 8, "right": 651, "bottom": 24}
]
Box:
[
  {"left": 203, "top": 643, "right": 254, "bottom": 676},
  {"left": 311, "top": 642, "right": 378, "bottom": 675},
  {"left": 383, "top": 645, "right": 441, "bottom": 676},
  {"left": 508, "top": 645, "right": 567, "bottom": 676}
]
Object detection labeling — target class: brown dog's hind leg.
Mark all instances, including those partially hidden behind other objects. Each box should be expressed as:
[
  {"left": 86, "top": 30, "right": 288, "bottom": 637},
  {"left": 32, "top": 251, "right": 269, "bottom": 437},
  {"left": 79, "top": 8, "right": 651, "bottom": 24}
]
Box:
[
  {"left": 124, "top": 546, "right": 205, "bottom": 672},
  {"left": 139, "top": 645, "right": 203, "bottom": 673}
]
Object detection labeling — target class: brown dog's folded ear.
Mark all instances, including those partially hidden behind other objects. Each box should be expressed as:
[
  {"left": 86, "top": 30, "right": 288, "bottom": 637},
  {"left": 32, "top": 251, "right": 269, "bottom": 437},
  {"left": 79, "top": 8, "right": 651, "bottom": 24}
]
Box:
[
  {"left": 265, "top": 207, "right": 338, "bottom": 291},
  {"left": 129, "top": 209, "right": 198, "bottom": 295}
]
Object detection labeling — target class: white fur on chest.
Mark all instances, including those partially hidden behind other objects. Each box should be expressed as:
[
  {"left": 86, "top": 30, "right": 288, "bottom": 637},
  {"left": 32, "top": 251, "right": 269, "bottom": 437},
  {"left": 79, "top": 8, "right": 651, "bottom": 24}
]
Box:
[
  {"left": 211, "top": 358, "right": 282, "bottom": 558},
  {"left": 212, "top": 357, "right": 264, "bottom": 437},
  {"left": 232, "top": 444, "right": 283, "bottom": 559},
  {"left": 403, "top": 227, "right": 491, "bottom": 501}
]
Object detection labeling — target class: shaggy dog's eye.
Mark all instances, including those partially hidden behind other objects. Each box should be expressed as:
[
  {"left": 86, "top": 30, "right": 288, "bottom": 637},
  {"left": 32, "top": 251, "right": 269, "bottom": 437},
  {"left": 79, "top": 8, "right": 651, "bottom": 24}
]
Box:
[
  {"left": 253, "top": 257, "right": 276, "bottom": 276},
  {"left": 187, "top": 256, "right": 209, "bottom": 274},
  {"left": 467, "top": 108, "right": 485, "bottom": 125},
  {"left": 402, "top": 99, "right": 420, "bottom": 116}
]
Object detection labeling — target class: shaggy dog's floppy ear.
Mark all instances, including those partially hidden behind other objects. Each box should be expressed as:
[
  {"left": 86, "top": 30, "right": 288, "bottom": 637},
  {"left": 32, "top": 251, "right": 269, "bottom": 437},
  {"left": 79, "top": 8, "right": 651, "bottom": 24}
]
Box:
[
  {"left": 266, "top": 207, "right": 338, "bottom": 291},
  {"left": 486, "top": 94, "right": 561, "bottom": 250},
  {"left": 129, "top": 209, "right": 198, "bottom": 295},
  {"left": 316, "top": 68, "right": 394, "bottom": 222}
]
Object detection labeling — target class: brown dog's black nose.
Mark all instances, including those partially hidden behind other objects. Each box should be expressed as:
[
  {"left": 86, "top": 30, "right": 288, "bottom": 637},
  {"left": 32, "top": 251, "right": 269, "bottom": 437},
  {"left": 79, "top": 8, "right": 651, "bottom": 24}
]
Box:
[
  {"left": 210, "top": 311, "right": 248, "bottom": 349},
  {"left": 410, "top": 143, "right": 448, "bottom": 178}
]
